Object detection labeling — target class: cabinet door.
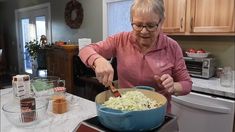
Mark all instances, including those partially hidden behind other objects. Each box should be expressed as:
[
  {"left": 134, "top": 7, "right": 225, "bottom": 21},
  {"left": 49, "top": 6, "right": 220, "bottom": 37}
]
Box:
[
  {"left": 162, "top": 0, "right": 187, "bottom": 33},
  {"left": 46, "top": 50, "right": 55, "bottom": 75},
  {"left": 190, "top": 0, "right": 235, "bottom": 33}
]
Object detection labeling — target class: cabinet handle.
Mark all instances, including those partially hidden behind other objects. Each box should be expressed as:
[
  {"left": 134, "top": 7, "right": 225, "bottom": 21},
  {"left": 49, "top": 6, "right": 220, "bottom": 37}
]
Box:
[
  {"left": 190, "top": 17, "right": 193, "bottom": 30},
  {"left": 180, "top": 18, "right": 183, "bottom": 29}
]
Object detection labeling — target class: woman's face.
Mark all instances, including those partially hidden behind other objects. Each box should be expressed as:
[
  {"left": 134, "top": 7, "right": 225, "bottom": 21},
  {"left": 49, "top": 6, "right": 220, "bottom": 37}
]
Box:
[{"left": 132, "top": 11, "right": 161, "bottom": 48}]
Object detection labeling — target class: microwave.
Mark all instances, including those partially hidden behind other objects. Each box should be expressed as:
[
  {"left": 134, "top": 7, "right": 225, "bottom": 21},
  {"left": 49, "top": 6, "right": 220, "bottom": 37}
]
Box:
[{"left": 184, "top": 57, "right": 216, "bottom": 79}]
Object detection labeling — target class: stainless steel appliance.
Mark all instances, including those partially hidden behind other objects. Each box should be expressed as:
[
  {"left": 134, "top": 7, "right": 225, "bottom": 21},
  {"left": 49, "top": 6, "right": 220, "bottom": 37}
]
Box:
[{"left": 184, "top": 57, "right": 216, "bottom": 78}]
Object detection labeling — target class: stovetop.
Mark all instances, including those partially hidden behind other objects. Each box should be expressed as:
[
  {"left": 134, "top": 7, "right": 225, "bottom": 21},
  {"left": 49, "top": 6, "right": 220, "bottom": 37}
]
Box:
[{"left": 74, "top": 114, "right": 178, "bottom": 132}]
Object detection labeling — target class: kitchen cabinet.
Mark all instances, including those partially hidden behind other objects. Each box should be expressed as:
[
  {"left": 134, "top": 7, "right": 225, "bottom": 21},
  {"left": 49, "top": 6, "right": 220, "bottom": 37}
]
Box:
[
  {"left": 163, "top": 0, "right": 235, "bottom": 35},
  {"left": 190, "top": 0, "right": 234, "bottom": 34},
  {"left": 46, "top": 45, "right": 78, "bottom": 94},
  {"left": 162, "top": 0, "right": 186, "bottom": 33}
]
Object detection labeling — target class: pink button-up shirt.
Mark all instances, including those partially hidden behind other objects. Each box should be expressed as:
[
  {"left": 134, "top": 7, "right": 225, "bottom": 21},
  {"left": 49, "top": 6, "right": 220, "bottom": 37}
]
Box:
[{"left": 79, "top": 32, "right": 192, "bottom": 112}]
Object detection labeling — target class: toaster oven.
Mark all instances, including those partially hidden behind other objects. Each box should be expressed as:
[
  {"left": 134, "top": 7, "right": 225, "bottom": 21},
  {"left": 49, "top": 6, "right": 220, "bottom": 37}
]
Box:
[{"left": 184, "top": 57, "right": 216, "bottom": 79}]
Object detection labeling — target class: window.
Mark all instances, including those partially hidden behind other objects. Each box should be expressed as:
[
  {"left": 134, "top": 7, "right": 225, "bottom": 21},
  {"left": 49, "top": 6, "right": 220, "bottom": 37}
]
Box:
[
  {"left": 103, "top": 0, "right": 133, "bottom": 39},
  {"left": 15, "top": 3, "right": 51, "bottom": 75},
  {"left": 36, "top": 16, "right": 46, "bottom": 41}
]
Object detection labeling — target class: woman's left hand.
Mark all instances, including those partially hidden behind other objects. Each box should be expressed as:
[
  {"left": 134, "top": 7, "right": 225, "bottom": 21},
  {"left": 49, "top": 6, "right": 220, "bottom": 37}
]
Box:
[{"left": 154, "top": 74, "right": 174, "bottom": 94}]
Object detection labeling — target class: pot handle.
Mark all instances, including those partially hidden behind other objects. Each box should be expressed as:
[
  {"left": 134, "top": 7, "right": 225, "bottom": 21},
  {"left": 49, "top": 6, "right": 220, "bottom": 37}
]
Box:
[{"left": 99, "top": 107, "right": 130, "bottom": 117}]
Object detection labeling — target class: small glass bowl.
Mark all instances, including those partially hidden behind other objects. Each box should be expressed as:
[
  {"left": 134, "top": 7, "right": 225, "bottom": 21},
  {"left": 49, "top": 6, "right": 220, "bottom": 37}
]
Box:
[
  {"left": 2, "top": 99, "right": 48, "bottom": 127},
  {"left": 31, "top": 76, "right": 60, "bottom": 97}
]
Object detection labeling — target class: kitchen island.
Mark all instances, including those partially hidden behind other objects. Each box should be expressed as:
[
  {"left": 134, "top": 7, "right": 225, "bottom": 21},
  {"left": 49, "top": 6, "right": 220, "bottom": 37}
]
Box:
[
  {"left": 0, "top": 88, "right": 97, "bottom": 132},
  {"left": 1, "top": 88, "right": 179, "bottom": 132}
]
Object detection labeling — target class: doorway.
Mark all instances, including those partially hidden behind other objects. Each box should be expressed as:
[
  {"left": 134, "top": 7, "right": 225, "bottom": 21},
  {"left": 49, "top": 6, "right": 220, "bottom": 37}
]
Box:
[{"left": 15, "top": 3, "right": 51, "bottom": 75}]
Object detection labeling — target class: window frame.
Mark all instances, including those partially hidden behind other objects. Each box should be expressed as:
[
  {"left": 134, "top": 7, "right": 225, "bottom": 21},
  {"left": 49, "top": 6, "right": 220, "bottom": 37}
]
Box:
[
  {"left": 102, "top": 0, "right": 132, "bottom": 40},
  {"left": 15, "top": 3, "right": 51, "bottom": 74}
]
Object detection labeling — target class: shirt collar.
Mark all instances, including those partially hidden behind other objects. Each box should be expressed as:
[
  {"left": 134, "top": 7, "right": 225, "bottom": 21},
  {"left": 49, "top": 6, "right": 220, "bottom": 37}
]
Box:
[
  {"left": 153, "top": 32, "right": 166, "bottom": 51},
  {"left": 130, "top": 31, "right": 166, "bottom": 51}
]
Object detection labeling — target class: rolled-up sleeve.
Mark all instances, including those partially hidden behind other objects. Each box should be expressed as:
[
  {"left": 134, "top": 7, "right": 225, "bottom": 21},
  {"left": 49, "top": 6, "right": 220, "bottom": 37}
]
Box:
[
  {"left": 79, "top": 34, "right": 118, "bottom": 67},
  {"left": 79, "top": 46, "right": 103, "bottom": 67},
  {"left": 172, "top": 43, "right": 192, "bottom": 95}
]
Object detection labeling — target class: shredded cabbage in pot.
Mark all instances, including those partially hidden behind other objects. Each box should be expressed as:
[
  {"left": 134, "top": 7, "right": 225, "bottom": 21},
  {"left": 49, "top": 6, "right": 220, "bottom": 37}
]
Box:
[{"left": 103, "top": 91, "right": 163, "bottom": 111}]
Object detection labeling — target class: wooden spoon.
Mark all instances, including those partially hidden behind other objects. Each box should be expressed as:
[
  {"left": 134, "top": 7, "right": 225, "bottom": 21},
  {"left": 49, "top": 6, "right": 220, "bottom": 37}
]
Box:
[
  {"left": 92, "top": 65, "right": 121, "bottom": 97},
  {"left": 108, "top": 83, "right": 121, "bottom": 97}
]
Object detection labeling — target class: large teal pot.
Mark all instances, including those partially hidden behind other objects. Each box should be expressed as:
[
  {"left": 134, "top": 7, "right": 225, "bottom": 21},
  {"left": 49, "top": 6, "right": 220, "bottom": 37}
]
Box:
[{"left": 95, "top": 88, "right": 167, "bottom": 131}]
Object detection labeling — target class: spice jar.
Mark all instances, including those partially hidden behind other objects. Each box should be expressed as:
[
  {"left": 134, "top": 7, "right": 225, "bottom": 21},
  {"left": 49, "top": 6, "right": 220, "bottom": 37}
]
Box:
[
  {"left": 52, "top": 95, "right": 68, "bottom": 114},
  {"left": 20, "top": 94, "right": 36, "bottom": 122},
  {"left": 51, "top": 80, "right": 68, "bottom": 114}
]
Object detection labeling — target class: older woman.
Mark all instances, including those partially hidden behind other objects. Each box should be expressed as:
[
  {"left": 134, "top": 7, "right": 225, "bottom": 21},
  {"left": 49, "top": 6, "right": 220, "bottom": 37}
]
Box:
[{"left": 79, "top": 0, "right": 192, "bottom": 112}]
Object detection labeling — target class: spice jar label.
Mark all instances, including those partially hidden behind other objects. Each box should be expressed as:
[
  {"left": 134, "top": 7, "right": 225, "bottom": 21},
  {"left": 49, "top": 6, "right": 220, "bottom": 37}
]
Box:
[
  {"left": 20, "top": 97, "right": 36, "bottom": 122},
  {"left": 12, "top": 75, "right": 31, "bottom": 99}
]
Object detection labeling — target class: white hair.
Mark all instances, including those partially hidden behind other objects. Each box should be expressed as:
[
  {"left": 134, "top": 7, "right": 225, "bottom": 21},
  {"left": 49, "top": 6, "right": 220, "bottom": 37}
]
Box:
[{"left": 130, "top": 0, "right": 165, "bottom": 22}]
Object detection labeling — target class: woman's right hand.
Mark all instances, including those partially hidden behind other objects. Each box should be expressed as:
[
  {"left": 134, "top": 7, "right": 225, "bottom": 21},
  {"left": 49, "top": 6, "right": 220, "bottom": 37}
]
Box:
[{"left": 93, "top": 57, "right": 114, "bottom": 87}]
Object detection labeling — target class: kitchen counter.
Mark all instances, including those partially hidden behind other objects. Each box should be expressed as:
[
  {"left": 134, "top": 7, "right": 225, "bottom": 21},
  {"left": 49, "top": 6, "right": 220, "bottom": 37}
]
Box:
[
  {"left": 0, "top": 88, "right": 97, "bottom": 132},
  {"left": 1, "top": 88, "right": 179, "bottom": 132},
  {"left": 191, "top": 77, "right": 235, "bottom": 98}
]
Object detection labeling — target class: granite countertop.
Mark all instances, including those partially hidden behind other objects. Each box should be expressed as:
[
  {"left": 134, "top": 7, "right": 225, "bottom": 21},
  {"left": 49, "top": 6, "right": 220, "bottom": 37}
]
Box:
[{"left": 191, "top": 77, "right": 235, "bottom": 99}]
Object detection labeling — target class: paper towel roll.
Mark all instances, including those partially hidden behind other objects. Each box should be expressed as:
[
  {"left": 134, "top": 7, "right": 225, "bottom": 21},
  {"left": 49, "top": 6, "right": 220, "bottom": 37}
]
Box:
[{"left": 78, "top": 38, "right": 92, "bottom": 50}]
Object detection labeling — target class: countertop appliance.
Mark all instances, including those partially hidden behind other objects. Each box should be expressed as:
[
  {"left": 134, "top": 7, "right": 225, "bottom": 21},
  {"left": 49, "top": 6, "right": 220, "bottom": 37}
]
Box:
[
  {"left": 184, "top": 57, "right": 216, "bottom": 78},
  {"left": 171, "top": 77, "right": 234, "bottom": 132}
]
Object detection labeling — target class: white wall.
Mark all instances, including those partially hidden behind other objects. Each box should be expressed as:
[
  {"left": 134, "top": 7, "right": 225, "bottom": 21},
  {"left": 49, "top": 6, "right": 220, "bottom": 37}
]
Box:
[{"left": 51, "top": 0, "right": 103, "bottom": 43}]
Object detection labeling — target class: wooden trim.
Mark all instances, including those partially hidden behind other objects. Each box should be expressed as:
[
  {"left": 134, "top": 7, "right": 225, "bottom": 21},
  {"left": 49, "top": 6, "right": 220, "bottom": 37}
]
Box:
[
  {"left": 162, "top": 27, "right": 181, "bottom": 33},
  {"left": 192, "top": 26, "right": 235, "bottom": 33}
]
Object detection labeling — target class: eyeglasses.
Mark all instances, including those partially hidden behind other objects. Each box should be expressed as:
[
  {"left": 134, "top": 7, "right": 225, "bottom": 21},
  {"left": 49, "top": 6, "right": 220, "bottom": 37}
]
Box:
[{"left": 131, "top": 20, "right": 161, "bottom": 32}]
